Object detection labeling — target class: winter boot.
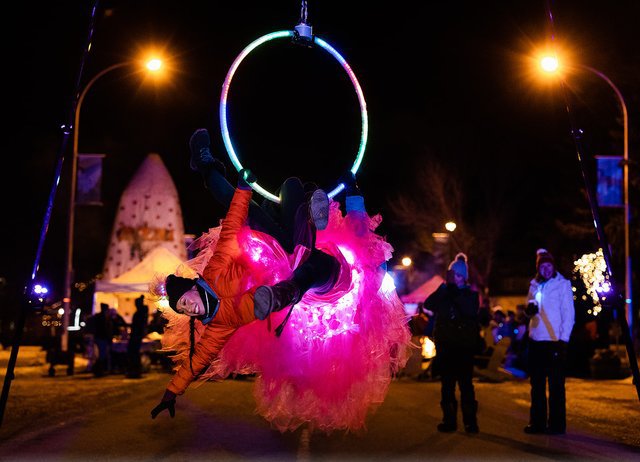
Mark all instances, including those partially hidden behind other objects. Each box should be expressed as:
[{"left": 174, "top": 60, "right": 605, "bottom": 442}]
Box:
[
  {"left": 189, "top": 128, "right": 226, "bottom": 176},
  {"left": 309, "top": 189, "right": 329, "bottom": 231},
  {"left": 461, "top": 400, "right": 479, "bottom": 433},
  {"left": 437, "top": 400, "right": 457, "bottom": 433},
  {"left": 254, "top": 280, "right": 302, "bottom": 321}
]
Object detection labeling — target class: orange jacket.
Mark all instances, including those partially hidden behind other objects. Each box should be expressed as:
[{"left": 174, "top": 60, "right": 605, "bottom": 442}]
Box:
[{"left": 168, "top": 188, "right": 256, "bottom": 395}]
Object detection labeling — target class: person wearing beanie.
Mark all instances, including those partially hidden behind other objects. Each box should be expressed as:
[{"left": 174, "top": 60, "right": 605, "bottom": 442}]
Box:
[
  {"left": 150, "top": 168, "right": 341, "bottom": 419},
  {"left": 523, "top": 248, "right": 575, "bottom": 435},
  {"left": 535, "top": 249, "right": 556, "bottom": 281},
  {"left": 423, "top": 252, "right": 481, "bottom": 434},
  {"left": 448, "top": 252, "right": 469, "bottom": 282}
]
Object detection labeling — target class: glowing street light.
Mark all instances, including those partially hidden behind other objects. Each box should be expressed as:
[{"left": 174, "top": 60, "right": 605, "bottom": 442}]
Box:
[
  {"left": 445, "top": 221, "right": 457, "bottom": 232},
  {"left": 540, "top": 55, "right": 559, "bottom": 73},
  {"left": 145, "top": 58, "right": 163, "bottom": 72},
  {"left": 401, "top": 257, "right": 413, "bottom": 267},
  {"left": 62, "top": 55, "right": 167, "bottom": 352},
  {"left": 538, "top": 54, "right": 632, "bottom": 331}
]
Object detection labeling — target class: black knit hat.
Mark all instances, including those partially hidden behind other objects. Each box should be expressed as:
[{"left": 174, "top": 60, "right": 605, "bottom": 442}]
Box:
[{"left": 165, "top": 274, "right": 196, "bottom": 310}]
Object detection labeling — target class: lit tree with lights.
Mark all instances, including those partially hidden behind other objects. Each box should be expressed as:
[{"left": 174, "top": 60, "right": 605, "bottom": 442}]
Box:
[
  {"left": 573, "top": 249, "right": 611, "bottom": 320},
  {"left": 571, "top": 248, "right": 617, "bottom": 354}
]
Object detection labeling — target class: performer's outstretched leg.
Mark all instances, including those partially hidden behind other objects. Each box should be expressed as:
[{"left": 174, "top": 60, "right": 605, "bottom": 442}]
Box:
[
  {"left": 189, "top": 128, "right": 288, "bottom": 246},
  {"left": 270, "top": 177, "right": 327, "bottom": 253}
]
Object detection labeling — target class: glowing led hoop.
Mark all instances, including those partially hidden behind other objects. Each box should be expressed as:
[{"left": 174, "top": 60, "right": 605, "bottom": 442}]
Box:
[{"left": 220, "top": 30, "right": 368, "bottom": 203}]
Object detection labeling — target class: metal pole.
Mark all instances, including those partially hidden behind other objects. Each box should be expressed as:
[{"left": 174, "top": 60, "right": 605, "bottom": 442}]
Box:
[
  {"left": 61, "top": 62, "right": 129, "bottom": 352},
  {"left": 558, "top": 78, "right": 640, "bottom": 402},
  {"left": 1, "top": 0, "right": 103, "bottom": 426},
  {"left": 578, "top": 65, "right": 632, "bottom": 335},
  {"left": 0, "top": 293, "right": 28, "bottom": 427}
]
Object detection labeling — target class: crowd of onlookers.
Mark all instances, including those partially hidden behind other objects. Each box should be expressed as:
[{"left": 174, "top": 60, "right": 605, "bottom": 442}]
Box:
[
  {"left": 410, "top": 301, "right": 531, "bottom": 376},
  {"left": 478, "top": 304, "right": 529, "bottom": 374},
  {"left": 83, "top": 297, "right": 168, "bottom": 377}
]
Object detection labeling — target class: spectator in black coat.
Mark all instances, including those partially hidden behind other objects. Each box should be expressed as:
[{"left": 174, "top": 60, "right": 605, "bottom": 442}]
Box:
[
  {"left": 126, "top": 295, "right": 149, "bottom": 379},
  {"left": 91, "top": 303, "right": 114, "bottom": 377},
  {"left": 424, "top": 253, "right": 481, "bottom": 433}
]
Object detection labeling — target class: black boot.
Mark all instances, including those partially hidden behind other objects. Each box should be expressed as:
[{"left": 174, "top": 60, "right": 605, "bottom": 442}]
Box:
[
  {"left": 189, "top": 128, "right": 226, "bottom": 176},
  {"left": 254, "top": 280, "right": 302, "bottom": 320},
  {"left": 437, "top": 400, "right": 457, "bottom": 432},
  {"left": 461, "top": 400, "right": 479, "bottom": 433}
]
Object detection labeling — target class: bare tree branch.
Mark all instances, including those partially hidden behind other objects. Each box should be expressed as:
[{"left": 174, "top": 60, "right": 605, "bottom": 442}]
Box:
[{"left": 387, "top": 156, "right": 511, "bottom": 297}]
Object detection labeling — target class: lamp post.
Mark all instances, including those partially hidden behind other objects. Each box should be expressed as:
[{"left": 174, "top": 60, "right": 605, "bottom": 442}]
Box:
[
  {"left": 539, "top": 56, "right": 632, "bottom": 332},
  {"left": 432, "top": 221, "right": 456, "bottom": 276},
  {"left": 61, "top": 59, "right": 164, "bottom": 352},
  {"left": 577, "top": 64, "right": 632, "bottom": 333}
]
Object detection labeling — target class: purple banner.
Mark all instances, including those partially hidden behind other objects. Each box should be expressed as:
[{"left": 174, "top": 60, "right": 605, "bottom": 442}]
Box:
[
  {"left": 77, "top": 154, "right": 105, "bottom": 205},
  {"left": 596, "top": 156, "right": 623, "bottom": 207}
]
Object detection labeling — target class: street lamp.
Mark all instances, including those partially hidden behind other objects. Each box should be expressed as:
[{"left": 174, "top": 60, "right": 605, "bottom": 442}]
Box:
[
  {"left": 539, "top": 55, "right": 632, "bottom": 332},
  {"left": 61, "top": 58, "right": 165, "bottom": 352},
  {"left": 433, "top": 221, "right": 457, "bottom": 274}
]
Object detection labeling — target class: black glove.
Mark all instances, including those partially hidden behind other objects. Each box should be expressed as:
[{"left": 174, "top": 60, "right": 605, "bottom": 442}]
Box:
[
  {"left": 151, "top": 390, "right": 177, "bottom": 419},
  {"left": 524, "top": 301, "right": 539, "bottom": 316},
  {"left": 238, "top": 168, "right": 256, "bottom": 190}
]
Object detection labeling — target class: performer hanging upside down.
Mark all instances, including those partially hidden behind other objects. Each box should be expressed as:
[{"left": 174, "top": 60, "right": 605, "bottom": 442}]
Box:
[
  {"left": 151, "top": 128, "right": 412, "bottom": 432},
  {"left": 150, "top": 170, "right": 340, "bottom": 419}
]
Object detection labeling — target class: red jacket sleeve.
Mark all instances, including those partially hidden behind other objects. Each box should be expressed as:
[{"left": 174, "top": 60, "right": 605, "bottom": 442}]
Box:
[{"left": 202, "top": 188, "right": 252, "bottom": 287}]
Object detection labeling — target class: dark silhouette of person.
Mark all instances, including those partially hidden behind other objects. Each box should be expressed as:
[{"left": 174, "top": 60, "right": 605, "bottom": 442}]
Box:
[
  {"left": 148, "top": 309, "right": 167, "bottom": 335},
  {"left": 126, "top": 295, "right": 149, "bottom": 378},
  {"left": 92, "top": 303, "right": 114, "bottom": 377},
  {"left": 424, "top": 253, "right": 481, "bottom": 434}
]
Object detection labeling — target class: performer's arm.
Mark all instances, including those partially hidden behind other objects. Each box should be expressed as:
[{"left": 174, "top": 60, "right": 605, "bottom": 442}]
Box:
[
  {"left": 166, "top": 323, "right": 236, "bottom": 395},
  {"left": 152, "top": 321, "right": 238, "bottom": 418}
]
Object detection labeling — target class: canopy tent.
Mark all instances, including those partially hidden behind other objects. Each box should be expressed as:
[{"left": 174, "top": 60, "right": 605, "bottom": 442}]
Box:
[
  {"left": 93, "top": 246, "right": 185, "bottom": 322},
  {"left": 400, "top": 274, "right": 444, "bottom": 315},
  {"left": 94, "top": 153, "right": 188, "bottom": 323}
]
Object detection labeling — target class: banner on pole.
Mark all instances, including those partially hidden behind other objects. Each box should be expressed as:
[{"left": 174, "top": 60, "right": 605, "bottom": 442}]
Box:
[
  {"left": 77, "top": 154, "right": 105, "bottom": 205},
  {"left": 596, "top": 156, "right": 623, "bottom": 207}
]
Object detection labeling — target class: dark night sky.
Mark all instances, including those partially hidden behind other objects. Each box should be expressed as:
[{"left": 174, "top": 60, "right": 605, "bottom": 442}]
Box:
[{"left": 4, "top": 1, "right": 639, "bottom": 309}]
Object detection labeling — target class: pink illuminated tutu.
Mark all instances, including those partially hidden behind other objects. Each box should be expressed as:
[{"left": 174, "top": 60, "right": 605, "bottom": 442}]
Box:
[{"left": 160, "top": 200, "right": 412, "bottom": 433}]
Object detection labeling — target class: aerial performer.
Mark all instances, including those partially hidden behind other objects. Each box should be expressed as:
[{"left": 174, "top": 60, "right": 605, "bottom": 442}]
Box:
[
  {"left": 150, "top": 129, "right": 411, "bottom": 432},
  {"left": 149, "top": 167, "right": 341, "bottom": 419},
  {"left": 150, "top": 8, "right": 412, "bottom": 432}
]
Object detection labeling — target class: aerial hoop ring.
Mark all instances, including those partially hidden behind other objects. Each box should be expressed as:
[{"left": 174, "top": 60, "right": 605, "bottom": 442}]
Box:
[{"left": 220, "top": 30, "right": 368, "bottom": 203}]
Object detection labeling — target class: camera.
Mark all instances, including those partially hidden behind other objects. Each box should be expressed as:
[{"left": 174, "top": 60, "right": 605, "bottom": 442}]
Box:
[{"left": 525, "top": 300, "right": 539, "bottom": 316}]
